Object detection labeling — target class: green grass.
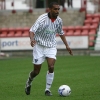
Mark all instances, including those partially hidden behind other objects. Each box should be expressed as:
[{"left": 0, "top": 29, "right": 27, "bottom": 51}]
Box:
[{"left": 0, "top": 56, "right": 100, "bottom": 100}]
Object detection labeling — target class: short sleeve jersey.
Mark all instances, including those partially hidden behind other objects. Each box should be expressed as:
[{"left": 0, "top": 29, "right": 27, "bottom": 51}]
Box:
[{"left": 30, "top": 13, "right": 64, "bottom": 47}]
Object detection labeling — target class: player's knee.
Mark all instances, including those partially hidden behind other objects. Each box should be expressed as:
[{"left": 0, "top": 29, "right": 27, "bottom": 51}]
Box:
[{"left": 48, "top": 65, "right": 54, "bottom": 73}]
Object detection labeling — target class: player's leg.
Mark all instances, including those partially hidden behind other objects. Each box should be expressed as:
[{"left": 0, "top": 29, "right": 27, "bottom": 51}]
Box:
[
  {"left": 25, "top": 64, "right": 42, "bottom": 95},
  {"left": 45, "top": 57, "right": 56, "bottom": 96},
  {"left": 25, "top": 44, "right": 45, "bottom": 95},
  {"left": 30, "top": 64, "right": 42, "bottom": 79},
  {"left": 45, "top": 47, "right": 57, "bottom": 96}
]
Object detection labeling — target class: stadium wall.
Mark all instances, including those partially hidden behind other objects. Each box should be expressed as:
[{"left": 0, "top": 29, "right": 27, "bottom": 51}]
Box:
[{"left": 0, "top": 0, "right": 100, "bottom": 57}]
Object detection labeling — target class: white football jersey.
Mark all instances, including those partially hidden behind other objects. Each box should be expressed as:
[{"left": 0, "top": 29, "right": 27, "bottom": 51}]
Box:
[{"left": 30, "top": 13, "right": 64, "bottom": 47}]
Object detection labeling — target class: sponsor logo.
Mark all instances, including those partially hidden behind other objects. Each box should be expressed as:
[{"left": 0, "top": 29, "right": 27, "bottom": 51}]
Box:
[{"left": 1, "top": 40, "right": 30, "bottom": 47}]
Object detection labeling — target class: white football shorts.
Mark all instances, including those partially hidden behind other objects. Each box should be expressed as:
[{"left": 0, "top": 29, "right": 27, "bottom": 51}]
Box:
[{"left": 32, "top": 43, "right": 57, "bottom": 65}]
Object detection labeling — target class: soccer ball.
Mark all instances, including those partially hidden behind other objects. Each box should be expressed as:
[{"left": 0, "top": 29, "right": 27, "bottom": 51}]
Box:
[{"left": 58, "top": 85, "right": 71, "bottom": 97}]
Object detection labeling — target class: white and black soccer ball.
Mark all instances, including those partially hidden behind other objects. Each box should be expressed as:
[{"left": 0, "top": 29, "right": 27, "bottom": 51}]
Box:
[{"left": 58, "top": 85, "right": 71, "bottom": 97}]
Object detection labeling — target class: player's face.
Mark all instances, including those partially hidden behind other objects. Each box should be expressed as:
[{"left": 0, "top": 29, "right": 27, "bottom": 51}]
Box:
[{"left": 50, "top": 5, "right": 60, "bottom": 18}]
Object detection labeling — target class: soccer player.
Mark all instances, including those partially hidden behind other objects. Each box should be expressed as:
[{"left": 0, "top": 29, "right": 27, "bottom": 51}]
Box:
[{"left": 25, "top": 2, "right": 73, "bottom": 96}]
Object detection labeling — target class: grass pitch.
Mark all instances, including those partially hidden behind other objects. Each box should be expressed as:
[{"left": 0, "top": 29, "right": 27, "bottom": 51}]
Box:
[{"left": 0, "top": 56, "right": 100, "bottom": 100}]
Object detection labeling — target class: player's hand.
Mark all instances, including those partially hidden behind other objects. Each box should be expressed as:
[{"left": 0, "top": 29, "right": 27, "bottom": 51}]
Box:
[
  {"left": 30, "top": 40, "right": 36, "bottom": 47},
  {"left": 66, "top": 46, "right": 73, "bottom": 55}
]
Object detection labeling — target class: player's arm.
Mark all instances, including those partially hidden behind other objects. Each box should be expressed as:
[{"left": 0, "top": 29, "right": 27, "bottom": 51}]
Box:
[
  {"left": 29, "top": 16, "right": 40, "bottom": 47},
  {"left": 29, "top": 31, "right": 36, "bottom": 47},
  {"left": 59, "top": 35, "right": 73, "bottom": 55}
]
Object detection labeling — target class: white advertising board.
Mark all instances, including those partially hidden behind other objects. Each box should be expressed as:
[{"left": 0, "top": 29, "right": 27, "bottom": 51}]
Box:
[
  {"left": 0, "top": 37, "right": 32, "bottom": 50},
  {"left": 57, "top": 36, "right": 88, "bottom": 49},
  {"left": 0, "top": 36, "right": 88, "bottom": 51}
]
